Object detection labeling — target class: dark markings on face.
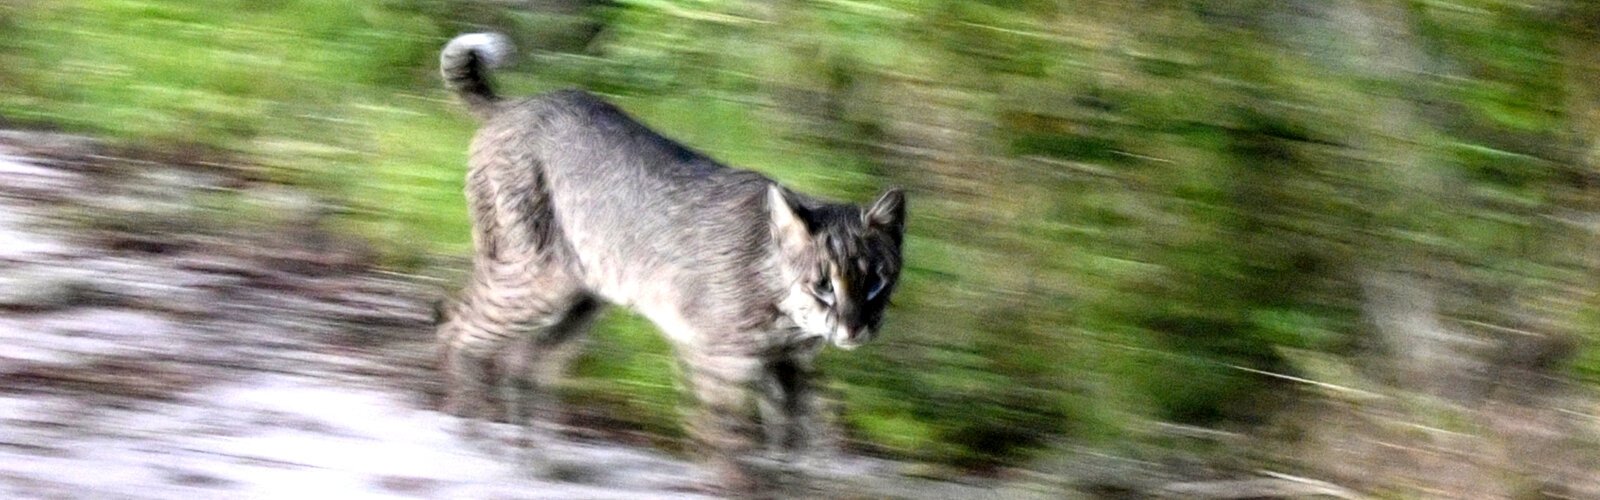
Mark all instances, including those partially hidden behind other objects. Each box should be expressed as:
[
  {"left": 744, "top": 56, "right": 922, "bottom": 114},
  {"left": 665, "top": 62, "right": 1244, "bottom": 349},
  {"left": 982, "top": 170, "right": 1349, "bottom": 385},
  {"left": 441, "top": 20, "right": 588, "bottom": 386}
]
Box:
[{"left": 800, "top": 204, "right": 903, "bottom": 334}]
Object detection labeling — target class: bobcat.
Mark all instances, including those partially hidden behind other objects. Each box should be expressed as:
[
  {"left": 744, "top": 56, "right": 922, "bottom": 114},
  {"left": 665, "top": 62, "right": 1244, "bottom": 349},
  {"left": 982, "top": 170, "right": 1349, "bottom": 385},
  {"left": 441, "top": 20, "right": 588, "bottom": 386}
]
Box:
[{"left": 434, "top": 32, "right": 907, "bottom": 492}]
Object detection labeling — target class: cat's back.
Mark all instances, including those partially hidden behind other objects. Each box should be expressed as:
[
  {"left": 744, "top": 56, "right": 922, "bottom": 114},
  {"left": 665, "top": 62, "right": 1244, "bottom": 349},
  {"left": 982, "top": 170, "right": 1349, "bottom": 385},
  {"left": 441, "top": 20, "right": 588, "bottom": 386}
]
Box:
[
  {"left": 495, "top": 90, "right": 715, "bottom": 173},
  {"left": 485, "top": 89, "right": 742, "bottom": 196},
  {"left": 485, "top": 89, "right": 773, "bottom": 266}
]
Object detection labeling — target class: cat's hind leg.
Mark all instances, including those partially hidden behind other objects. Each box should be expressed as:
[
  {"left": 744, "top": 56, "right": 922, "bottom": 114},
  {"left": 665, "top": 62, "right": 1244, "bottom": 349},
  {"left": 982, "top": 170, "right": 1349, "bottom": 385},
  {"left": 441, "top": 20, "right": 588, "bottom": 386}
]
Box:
[
  {"left": 438, "top": 256, "right": 582, "bottom": 447},
  {"left": 501, "top": 295, "right": 602, "bottom": 468}
]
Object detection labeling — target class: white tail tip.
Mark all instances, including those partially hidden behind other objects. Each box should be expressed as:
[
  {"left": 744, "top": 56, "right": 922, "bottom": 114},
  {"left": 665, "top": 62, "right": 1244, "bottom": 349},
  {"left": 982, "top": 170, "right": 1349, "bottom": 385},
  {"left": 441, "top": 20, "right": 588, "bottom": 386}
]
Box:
[{"left": 443, "top": 32, "right": 513, "bottom": 69}]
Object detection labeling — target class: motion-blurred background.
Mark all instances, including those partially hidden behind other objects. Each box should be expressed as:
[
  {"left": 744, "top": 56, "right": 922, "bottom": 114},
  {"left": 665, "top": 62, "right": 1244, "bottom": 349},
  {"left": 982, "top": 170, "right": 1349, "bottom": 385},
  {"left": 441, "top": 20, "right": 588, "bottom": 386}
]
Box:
[{"left": 2, "top": 1, "right": 1599, "bottom": 498}]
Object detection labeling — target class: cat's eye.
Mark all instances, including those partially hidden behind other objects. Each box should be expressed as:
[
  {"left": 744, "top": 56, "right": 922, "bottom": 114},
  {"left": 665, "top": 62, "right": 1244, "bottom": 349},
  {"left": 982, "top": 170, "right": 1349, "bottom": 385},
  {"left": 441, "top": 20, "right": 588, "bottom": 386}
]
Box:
[
  {"left": 866, "top": 269, "right": 889, "bottom": 301},
  {"left": 813, "top": 277, "right": 835, "bottom": 306}
]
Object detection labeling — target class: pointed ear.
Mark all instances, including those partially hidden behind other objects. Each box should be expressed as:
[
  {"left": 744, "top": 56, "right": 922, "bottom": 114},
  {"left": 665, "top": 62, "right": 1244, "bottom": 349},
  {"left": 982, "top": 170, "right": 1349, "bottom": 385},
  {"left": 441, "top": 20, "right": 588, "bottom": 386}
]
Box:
[
  {"left": 864, "top": 188, "right": 905, "bottom": 234},
  {"left": 768, "top": 184, "right": 811, "bottom": 250}
]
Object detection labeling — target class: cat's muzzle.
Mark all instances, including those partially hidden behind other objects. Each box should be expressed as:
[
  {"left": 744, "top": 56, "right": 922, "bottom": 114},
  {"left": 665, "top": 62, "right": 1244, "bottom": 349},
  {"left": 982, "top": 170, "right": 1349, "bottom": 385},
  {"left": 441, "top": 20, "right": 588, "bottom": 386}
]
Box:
[{"left": 830, "top": 325, "right": 872, "bottom": 350}]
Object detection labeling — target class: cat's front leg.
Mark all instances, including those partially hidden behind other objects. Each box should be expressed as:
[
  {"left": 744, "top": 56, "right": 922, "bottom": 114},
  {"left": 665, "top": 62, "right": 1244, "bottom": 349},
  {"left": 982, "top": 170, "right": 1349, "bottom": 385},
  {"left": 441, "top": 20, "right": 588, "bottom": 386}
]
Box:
[{"left": 682, "top": 351, "right": 780, "bottom": 496}]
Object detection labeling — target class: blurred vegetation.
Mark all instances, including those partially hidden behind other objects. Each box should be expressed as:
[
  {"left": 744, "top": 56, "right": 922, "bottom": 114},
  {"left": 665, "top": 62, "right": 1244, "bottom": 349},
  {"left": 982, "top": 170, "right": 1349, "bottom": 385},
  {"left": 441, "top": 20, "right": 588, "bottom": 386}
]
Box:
[{"left": 3, "top": 0, "right": 1599, "bottom": 492}]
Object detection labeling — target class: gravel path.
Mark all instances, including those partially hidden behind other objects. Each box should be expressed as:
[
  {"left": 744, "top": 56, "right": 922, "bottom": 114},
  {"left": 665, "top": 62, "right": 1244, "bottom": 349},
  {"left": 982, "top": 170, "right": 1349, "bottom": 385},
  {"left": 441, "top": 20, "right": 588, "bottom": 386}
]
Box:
[{"left": 0, "top": 137, "right": 721, "bottom": 499}]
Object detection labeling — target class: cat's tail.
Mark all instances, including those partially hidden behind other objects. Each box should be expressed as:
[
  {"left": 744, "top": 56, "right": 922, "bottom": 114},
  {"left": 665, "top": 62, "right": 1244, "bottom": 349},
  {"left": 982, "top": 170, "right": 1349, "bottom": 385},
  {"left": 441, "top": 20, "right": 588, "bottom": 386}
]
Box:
[{"left": 440, "top": 33, "right": 514, "bottom": 120}]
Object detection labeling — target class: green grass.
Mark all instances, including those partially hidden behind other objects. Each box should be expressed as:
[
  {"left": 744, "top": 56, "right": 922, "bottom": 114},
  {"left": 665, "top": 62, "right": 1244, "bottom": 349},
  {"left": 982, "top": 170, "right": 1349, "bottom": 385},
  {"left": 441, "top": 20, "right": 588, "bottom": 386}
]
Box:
[{"left": 0, "top": 0, "right": 468, "bottom": 252}]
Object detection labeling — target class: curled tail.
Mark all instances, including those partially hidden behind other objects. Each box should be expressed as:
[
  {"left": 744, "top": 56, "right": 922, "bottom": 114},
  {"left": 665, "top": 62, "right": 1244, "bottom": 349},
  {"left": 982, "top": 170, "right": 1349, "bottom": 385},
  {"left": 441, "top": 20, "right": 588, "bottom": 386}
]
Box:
[{"left": 440, "top": 33, "right": 514, "bottom": 120}]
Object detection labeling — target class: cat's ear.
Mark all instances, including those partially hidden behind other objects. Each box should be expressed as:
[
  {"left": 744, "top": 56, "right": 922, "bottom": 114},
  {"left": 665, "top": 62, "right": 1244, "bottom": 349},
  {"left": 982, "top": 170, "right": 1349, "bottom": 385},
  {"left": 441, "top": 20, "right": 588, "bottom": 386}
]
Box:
[
  {"left": 768, "top": 184, "right": 812, "bottom": 250},
  {"left": 864, "top": 188, "right": 905, "bottom": 236}
]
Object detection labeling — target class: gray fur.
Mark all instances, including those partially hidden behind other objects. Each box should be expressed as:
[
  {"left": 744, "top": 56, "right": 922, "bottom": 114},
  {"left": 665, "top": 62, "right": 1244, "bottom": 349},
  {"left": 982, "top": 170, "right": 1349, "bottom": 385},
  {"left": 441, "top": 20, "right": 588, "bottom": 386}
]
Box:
[{"left": 436, "top": 32, "right": 906, "bottom": 491}]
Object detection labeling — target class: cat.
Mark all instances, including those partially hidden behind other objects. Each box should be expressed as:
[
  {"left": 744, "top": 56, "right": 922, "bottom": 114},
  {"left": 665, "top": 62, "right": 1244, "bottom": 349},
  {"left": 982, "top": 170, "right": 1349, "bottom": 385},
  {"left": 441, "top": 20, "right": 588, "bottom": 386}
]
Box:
[{"left": 435, "top": 32, "right": 906, "bottom": 493}]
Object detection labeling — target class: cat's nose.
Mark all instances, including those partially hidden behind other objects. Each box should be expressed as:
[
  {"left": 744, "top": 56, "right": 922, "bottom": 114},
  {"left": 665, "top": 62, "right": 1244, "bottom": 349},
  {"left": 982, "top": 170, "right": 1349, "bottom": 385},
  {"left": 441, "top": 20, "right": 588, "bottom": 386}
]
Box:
[
  {"left": 831, "top": 325, "right": 859, "bottom": 350},
  {"left": 832, "top": 326, "right": 872, "bottom": 350}
]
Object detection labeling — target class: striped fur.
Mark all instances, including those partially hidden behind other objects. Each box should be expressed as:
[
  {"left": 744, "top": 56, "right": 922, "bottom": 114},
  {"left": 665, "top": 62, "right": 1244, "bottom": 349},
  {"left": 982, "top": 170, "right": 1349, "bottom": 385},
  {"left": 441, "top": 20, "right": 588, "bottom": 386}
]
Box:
[{"left": 435, "top": 33, "right": 907, "bottom": 492}]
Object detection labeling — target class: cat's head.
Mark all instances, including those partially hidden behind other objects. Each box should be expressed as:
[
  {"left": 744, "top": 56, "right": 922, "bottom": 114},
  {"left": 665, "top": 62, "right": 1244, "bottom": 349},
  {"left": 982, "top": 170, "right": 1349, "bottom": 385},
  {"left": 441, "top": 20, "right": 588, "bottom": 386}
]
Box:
[{"left": 768, "top": 184, "right": 906, "bottom": 350}]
